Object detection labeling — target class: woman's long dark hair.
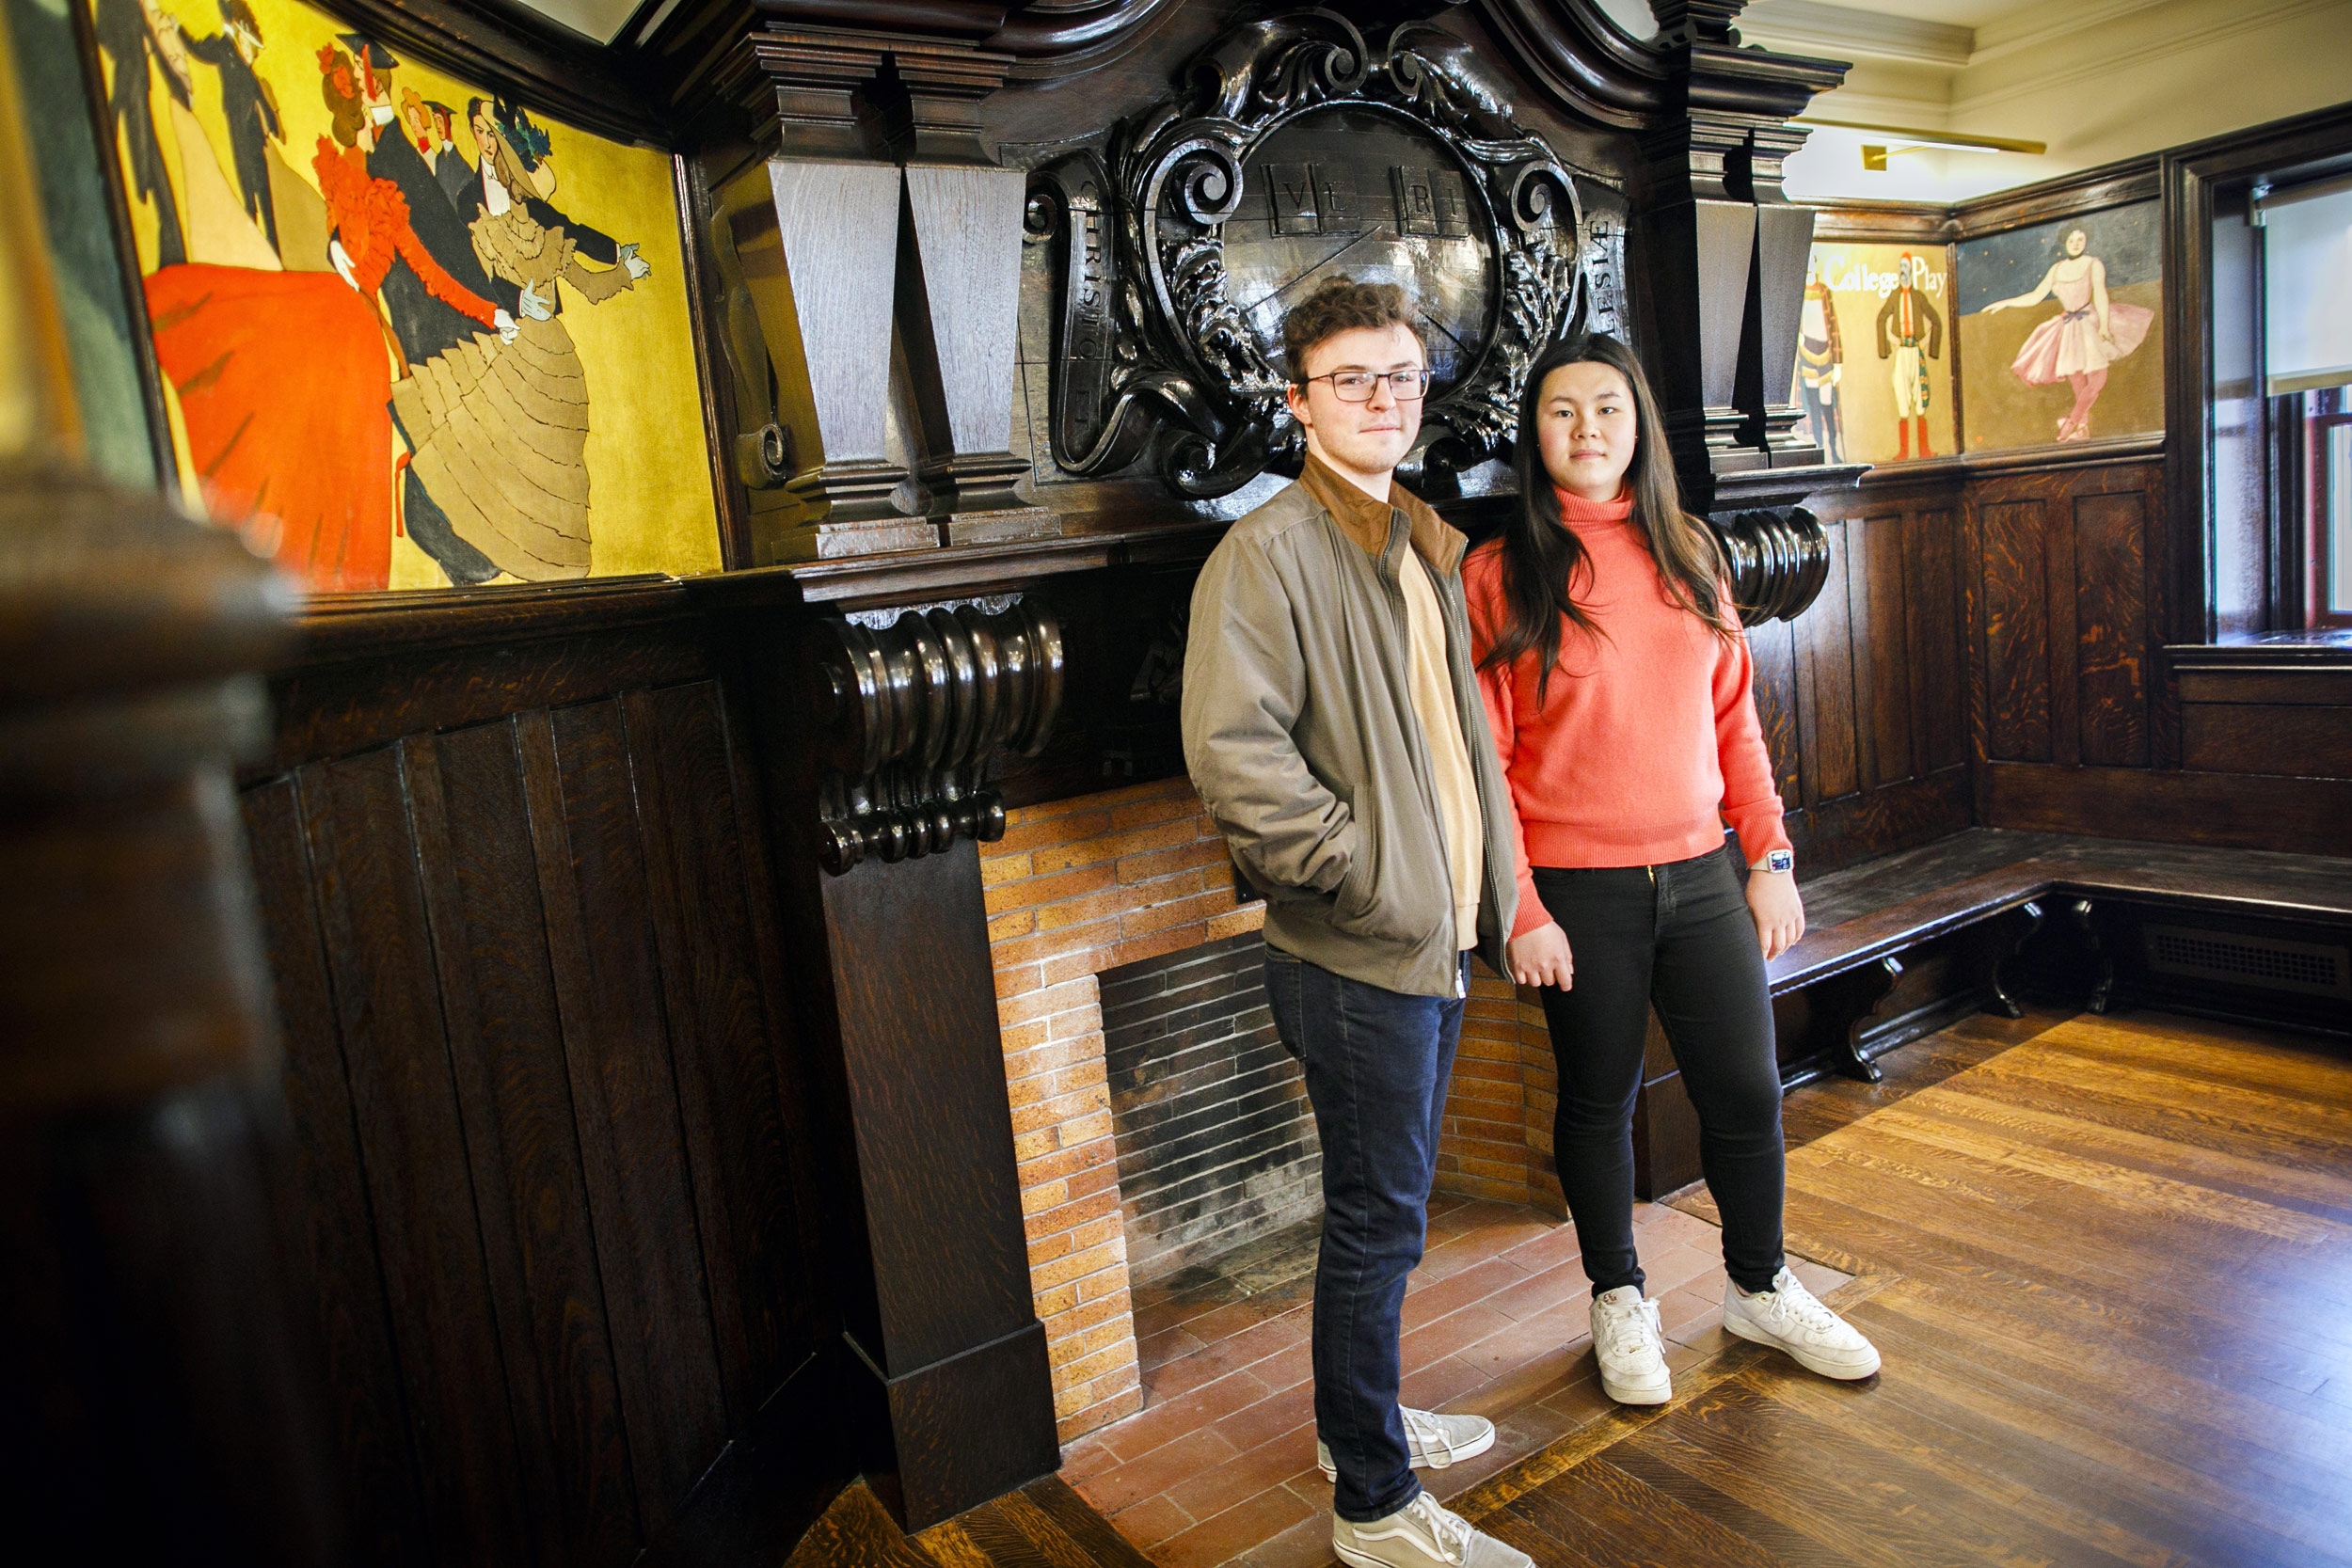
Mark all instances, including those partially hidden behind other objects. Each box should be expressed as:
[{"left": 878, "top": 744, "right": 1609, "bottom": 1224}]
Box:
[{"left": 1476, "top": 333, "right": 1737, "bottom": 704}]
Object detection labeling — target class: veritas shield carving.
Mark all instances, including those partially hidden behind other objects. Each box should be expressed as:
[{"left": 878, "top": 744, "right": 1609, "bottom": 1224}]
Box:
[{"left": 1026, "top": 9, "right": 1603, "bottom": 499}]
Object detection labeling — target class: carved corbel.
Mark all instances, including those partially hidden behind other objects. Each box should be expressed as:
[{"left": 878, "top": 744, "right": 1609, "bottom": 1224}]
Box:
[
  {"left": 810, "top": 597, "right": 1065, "bottom": 874},
  {"left": 1706, "top": 506, "right": 1832, "bottom": 625}
]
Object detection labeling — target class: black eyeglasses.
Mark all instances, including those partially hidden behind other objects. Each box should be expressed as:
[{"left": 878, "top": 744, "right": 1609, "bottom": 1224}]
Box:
[{"left": 1297, "top": 369, "right": 1431, "bottom": 403}]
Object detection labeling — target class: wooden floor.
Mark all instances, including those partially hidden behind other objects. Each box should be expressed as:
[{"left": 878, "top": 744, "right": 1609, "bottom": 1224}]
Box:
[
  {"left": 1453, "top": 1006, "right": 2352, "bottom": 1568},
  {"left": 1060, "top": 1196, "right": 1847, "bottom": 1565},
  {"left": 785, "top": 1476, "right": 1157, "bottom": 1567}
]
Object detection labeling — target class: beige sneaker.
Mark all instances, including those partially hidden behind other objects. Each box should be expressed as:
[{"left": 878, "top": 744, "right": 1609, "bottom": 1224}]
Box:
[
  {"left": 1724, "top": 1266, "right": 1881, "bottom": 1379},
  {"left": 1590, "top": 1285, "right": 1672, "bottom": 1404},
  {"left": 1332, "top": 1492, "right": 1534, "bottom": 1568},
  {"left": 1316, "top": 1406, "right": 1497, "bottom": 1481}
]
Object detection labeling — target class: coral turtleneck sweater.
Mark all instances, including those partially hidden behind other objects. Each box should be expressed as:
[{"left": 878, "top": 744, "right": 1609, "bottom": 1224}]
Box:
[{"left": 1464, "top": 486, "right": 1790, "bottom": 939}]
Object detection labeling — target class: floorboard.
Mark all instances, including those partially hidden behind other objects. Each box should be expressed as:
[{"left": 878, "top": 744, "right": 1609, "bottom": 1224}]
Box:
[{"left": 1455, "top": 1010, "right": 2352, "bottom": 1568}]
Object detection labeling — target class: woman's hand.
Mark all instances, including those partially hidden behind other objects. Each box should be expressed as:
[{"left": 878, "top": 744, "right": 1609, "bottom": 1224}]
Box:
[
  {"left": 1508, "top": 923, "right": 1575, "bottom": 990},
  {"left": 1746, "top": 868, "right": 1804, "bottom": 962}
]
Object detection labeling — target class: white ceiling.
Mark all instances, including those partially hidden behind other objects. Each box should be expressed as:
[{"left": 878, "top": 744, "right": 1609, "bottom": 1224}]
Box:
[
  {"left": 1791, "top": 0, "right": 2037, "bottom": 24},
  {"left": 503, "top": 0, "right": 650, "bottom": 45}
]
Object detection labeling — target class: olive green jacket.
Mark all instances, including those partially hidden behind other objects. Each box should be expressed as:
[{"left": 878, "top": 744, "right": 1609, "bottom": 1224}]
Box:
[{"left": 1180, "top": 476, "right": 1518, "bottom": 997}]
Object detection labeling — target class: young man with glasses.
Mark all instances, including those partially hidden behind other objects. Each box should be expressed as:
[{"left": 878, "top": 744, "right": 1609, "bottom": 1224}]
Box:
[{"left": 1182, "top": 278, "right": 1531, "bottom": 1568}]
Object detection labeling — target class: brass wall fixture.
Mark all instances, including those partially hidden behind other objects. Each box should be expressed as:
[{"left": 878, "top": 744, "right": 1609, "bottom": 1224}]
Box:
[{"left": 811, "top": 597, "right": 1065, "bottom": 873}]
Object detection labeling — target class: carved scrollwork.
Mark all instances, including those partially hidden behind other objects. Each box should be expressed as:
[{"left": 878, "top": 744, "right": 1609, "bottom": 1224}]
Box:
[
  {"left": 1028, "top": 8, "right": 1598, "bottom": 499},
  {"left": 811, "top": 598, "right": 1066, "bottom": 874}
]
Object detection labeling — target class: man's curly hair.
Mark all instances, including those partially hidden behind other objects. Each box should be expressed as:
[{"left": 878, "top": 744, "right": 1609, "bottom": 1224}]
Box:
[{"left": 1280, "top": 277, "right": 1422, "bottom": 383}]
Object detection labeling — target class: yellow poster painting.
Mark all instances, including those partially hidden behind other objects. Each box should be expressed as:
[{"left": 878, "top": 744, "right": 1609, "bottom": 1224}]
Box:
[
  {"left": 87, "top": 0, "right": 718, "bottom": 591},
  {"left": 1790, "top": 242, "right": 1957, "bottom": 467}
]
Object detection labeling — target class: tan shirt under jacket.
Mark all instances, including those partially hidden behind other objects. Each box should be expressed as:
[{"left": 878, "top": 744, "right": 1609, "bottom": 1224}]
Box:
[{"left": 1297, "top": 453, "right": 1486, "bottom": 952}]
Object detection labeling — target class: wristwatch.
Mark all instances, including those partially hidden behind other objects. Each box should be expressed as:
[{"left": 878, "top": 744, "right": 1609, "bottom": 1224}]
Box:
[{"left": 1763, "top": 848, "right": 1793, "bottom": 874}]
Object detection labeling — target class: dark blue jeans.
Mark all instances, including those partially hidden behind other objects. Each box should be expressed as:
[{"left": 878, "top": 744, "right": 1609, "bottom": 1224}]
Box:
[
  {"left": 1532, "top": 844, "right": 1787, "bottom": 1298},
  {"left": 1263, "top": 943, "right": 1469, "bottom": 1524}
]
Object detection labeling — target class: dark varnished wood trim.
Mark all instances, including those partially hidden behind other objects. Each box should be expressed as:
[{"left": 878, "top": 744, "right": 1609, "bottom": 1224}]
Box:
[
  {"left": 1822, "top": 434, "right": 2169, "bottom": 496},
  {"left": 1469, "top": 0, "right": 1668, "bottom": 130},
  {"left": 1807, "top": 200, "right": 1955, "bottom": 245},
  {"left": 1979, "top": 760, "right": 2352, "bottom": 855},
  {"left": 1951, "top": 156, "right": 2162, "bottom": 240},
  {"left": 302, "top": 0, "right": 670, "bottom": 145},
  {"left": 291, "top": 577, "right": 693, "bottom": 662},
  {"left": 672, "top": 152, "right": 746, "bottom": 569},
  {"left": 262, "top": 620, "right": 714, "bottom": 772}
]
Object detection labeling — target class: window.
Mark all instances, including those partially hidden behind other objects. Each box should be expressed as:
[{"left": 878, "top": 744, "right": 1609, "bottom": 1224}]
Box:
[{"left": 2257, "top": 173, "right": 2352, "bottom": 628}]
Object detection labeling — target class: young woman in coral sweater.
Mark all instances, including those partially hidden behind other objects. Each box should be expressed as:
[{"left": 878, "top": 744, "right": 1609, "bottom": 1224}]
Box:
[{"left": 1464, "top": 333, "right": 1880, "bottom": 1405}]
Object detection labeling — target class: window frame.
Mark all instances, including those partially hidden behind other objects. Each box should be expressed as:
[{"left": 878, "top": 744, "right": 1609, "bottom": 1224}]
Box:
[
  {"left": 2302, "top": 391, "right": 2352, "bottom": 628},
  {"left": 2164, "top": 103, "right": 2352, "bottom": 641}
]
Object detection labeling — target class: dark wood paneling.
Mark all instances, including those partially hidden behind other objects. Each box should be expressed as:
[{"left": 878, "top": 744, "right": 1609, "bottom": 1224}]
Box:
[
  {"left": 1797, "top": 519, "right": 1860, "bottom": 804},
  {"left": 1906, "top": 508, "right": 1964, "bottom": 772},
  {"left": 1749, "top": 616, "right": 1803, "bottom": 809},
  {"left": 307, "top": 744, "right": 539, "bottom": 1565},
  {"left": 2072, "top": 490, "right": 2152, "bottom": 767},
  {"left": 1776, "top": 487, "right": 1974, "bottom": 872},
  {"left": 1853, "top": 514, "right": 1915, "bottom": 789},
  {"left": 246, "top": 651, "right": 824, "bottom": 1565},
  {"left": 2176, "top": 666, "right": 2352, "bottom": 705},
  {"left": 1979, "top": 761, "right": 2352, "bottom": 854},
  {"left": 421, "top": 721, "right": 639, "bottom": 1568},
  {"left": 529, "top": 704, "right": 731, "bottom": 1533},
  {"left": 1979, "top": 499, "right": 2052, "bottom": 763},
  {"left": 244, "top": 779, "right": 429, "bottom": 1566},
  {"left": 265, "top": 623, "right": 710, "bottom": 775},
  {"left": 2179, "top": 704, "right": 2352, "bottom": 780},
  {"left": 1785, "top": 769, "right": 1971, "bottom": 874},
  {"left": 620, "top": 682, "right": 816, "bottom": 1407}
]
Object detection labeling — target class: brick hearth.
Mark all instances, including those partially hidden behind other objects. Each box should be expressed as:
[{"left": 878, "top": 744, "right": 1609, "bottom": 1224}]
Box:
[{"left": 982, "top": 776, "right": 1567, "bottom": 1442}]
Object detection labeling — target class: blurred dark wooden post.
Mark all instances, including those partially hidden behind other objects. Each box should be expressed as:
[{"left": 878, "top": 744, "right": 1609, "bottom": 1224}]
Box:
[{"left": 0, "top": 27, "right": 342, "bottom": 1560}]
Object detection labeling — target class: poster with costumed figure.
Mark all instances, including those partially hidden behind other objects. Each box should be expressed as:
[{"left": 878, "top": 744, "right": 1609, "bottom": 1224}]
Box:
[
  {"left": 85, "top": 0, "right": 719, "bottom": 591},
  {"left": 1957, "top": 200, "right": 2163, "bottom": 452},
  {"left": 1788, "top": 242, "right": 1956, "bottom": 466}
]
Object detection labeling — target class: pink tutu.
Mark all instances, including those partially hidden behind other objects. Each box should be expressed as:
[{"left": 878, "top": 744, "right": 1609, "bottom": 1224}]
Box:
[{"left": 2010, "top": 299, "right": 2153, "bottom": 385}]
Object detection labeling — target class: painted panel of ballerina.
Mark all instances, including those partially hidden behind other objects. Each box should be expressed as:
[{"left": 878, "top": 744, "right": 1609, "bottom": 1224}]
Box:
[
  {"left": 1788, "top": 241, "right": 1956, "bottom": 466},
  {"left": 85, "top": 0, "right": 718, "bottom": 592},
  {"left": 1958, "top": 201, "right": 2163, "bottom": 452}
]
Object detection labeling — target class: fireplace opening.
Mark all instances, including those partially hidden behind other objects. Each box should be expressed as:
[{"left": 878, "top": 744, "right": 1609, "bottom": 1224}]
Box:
[{"left": 1099, "top": 931, "right": 1323, "bottom": 1282}]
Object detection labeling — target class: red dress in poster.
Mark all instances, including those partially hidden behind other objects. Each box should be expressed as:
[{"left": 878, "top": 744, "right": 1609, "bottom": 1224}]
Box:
[{"left": 141, "top": 140, "right": 501, "bottom": 592}]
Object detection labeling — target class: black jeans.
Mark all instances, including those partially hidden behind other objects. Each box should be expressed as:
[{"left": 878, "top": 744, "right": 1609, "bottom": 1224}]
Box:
[
  {"left": 1263, "top": 944, "right": 1469, "bottom": 1524},
  {"left": 1532, "top": 845, "right": 1787, "bottom": 1297}
]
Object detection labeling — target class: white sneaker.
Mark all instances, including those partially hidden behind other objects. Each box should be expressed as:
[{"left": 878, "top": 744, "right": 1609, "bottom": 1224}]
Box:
[
  {"left": 1316, "top": 1406, "right": 1497, "bottom": 1481},
  {"left": 1590, "top": 1285, "right": 1673, "bottom": 1404},
  {"left": 1724, "top": 1266, "right": 1881, "bottom": 1379},
  {"left": 1332, "top": 1492, "right": 1534, "bottom": 1568}
]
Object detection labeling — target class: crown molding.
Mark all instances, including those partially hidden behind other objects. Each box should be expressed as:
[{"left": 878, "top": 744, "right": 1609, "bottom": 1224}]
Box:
[
  {"left": 1739, "top": 0, "right": 1971, "bottom": 70},
  {"left": 1966, "top": 0, "right": 2169, "bottom": 67},
  {"left": 1953, "top": 0, "right": 2346, "bottom": 119}
]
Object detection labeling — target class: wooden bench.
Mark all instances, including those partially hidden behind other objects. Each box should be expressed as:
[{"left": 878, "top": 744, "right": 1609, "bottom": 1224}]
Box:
[{"left": 1629, "top": 829, "right": 2352, "bottom": 1196}]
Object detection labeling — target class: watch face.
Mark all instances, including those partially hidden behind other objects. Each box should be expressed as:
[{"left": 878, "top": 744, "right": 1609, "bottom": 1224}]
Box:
[
  {"left": 1767, "top": 850, "right": 1793, "bottom": 873},
  {"left": 1228, "top": 108, "right": 1497, "bottom": 392}
]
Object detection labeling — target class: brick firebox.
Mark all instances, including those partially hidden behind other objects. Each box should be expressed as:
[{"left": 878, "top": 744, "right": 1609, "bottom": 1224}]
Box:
[{"left": 982, "top": 776, "right": 1565, "bottom": 1442}]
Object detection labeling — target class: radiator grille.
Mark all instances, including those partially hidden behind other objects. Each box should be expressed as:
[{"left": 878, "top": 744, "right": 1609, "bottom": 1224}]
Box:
[{"left": 2142, "top": 925, "right": 2351, "bottom": 999}]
